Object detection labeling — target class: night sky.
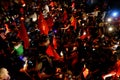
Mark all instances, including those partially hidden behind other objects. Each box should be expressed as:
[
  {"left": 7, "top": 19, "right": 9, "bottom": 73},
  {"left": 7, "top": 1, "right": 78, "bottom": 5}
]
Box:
[
  {"left": 108, "top": 0, "right": 120, "bottom": 9},
  {"left": 0, "top": 0, "right": 120, "bottom": 9}
]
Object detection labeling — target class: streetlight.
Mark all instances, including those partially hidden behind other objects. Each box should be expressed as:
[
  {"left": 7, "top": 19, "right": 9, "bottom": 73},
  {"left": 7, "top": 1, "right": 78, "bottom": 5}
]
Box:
[
  {"left": 107, "top": 18, "right": 112, "bottom": 22},
  {"left": 112, "top": 11, "right": 118, "bottom": 17},
  {"left": 108, "top": 27, "right": 113, "bottom": 32}
]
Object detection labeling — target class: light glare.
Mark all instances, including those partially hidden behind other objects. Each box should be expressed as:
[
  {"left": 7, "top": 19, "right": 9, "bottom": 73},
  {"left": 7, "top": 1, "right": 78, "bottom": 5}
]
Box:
[
  {"left": 108, "top": 27, "right": 113, "bottom": 32},
  {"left": 107, "top": 18, "right": 112, "bottom": 22},
  {"left": 112, "top": 12, "right": 118, "bottom": 17}
]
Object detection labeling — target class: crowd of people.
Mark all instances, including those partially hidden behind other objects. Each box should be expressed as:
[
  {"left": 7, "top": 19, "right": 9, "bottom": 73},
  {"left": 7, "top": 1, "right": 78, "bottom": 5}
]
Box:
[{"left": 0, "top": 0, "right": 120, "bottom": 80}]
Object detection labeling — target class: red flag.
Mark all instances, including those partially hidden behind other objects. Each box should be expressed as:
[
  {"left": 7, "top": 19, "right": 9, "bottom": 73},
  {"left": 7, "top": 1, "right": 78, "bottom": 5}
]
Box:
[
  {"left": 52, "top": 36, "right": 57, "bottom": 49},
  {"left": 4, "top": 24, "right": 10, "bottom": 35},
  {"left": 46, "top": 45, "right": 60, "bottom": 60},
  {"left": 83, "top": 68, "right": 89, "bottom": 79},
  {"left": 20, "top": 8, "right": 24, "bottom": 14},
  {"left": 115, "top": 60, "right": 120, "bottom": 76},
  {"left": 72, "top": 2, "right": 75, "bottom": 9},
  {"left": 18, "top": 21, "right": 29, "bottom": 49},
  {"left": 38, "top": 13, "right": 49, "bottom": 35},
  {"left": 49, "top": 1, "right": 54, "bottom": 7},
  {"left": 62, "top": 10, "right": 68, "bottom": 23},
  {"left": 70, "top": 16, "right": 76, "bottom": 30},
  {"left": 80, "top": 35, "right": 87, "bottom": 40},
  {"left": 46, "top": 17, "right": 54, "bottom": 31}
]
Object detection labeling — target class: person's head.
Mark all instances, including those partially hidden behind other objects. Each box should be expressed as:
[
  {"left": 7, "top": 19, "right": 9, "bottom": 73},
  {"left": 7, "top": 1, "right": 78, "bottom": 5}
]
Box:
[
  {"left": 39, "top": 34, "right": 50, "bottom": 46},
  {"left": 0, "top": 67, "right": 10, "bottom": 80}
]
